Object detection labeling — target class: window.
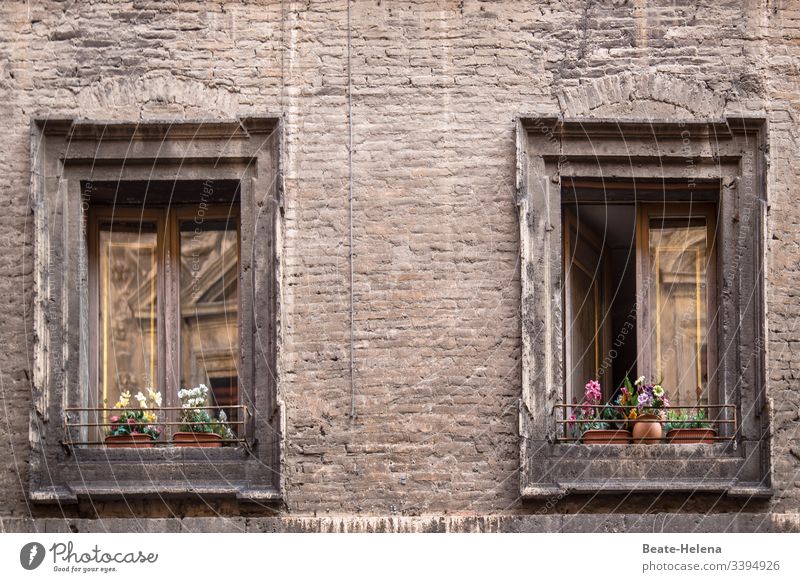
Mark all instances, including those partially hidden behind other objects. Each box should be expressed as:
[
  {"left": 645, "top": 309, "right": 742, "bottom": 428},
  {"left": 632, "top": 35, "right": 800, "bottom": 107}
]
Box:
[
  {"left": 86, "top": 183, "right": 241, "bottom": 442},
  {"left": 563, "top": 185, "right": 718, "bottom": 410},
  {"left": 516, "top": 117, "right": 770, "bottom": 499},
  {"left": 29, "top": 118, "right": 283, "bottom": 504}
]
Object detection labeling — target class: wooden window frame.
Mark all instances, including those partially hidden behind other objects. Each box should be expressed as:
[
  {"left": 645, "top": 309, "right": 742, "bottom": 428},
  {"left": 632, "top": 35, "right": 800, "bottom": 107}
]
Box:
[
  {"left": 563, "top": 201, "right": 719, "bottom": 407},
  {"left": 636, "top": 202, "right": 719, "bottom": 408},
  {"left": 29, "top": 118, "right": 283, "bottom": 504},
  {"left": 562, "top": 208, "right": 612, "bottom": 403},
  {"left": 87, "top": 207, "right": 163, "bottom": 444},
  {"left": 516, "top": 116, "right": 771, "bottom": 500},
  {"left": 87, "top": 204, "right": 243, "bottom": 441}
]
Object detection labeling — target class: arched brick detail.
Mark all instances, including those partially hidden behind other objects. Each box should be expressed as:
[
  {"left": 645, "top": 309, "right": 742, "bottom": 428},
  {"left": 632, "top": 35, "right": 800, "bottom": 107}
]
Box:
[
  {"left": 76, "top": 72, "right": 240, "bottom": 119},
  {"left": 556, "top": 72, "right": 727, "bottom": 119}
]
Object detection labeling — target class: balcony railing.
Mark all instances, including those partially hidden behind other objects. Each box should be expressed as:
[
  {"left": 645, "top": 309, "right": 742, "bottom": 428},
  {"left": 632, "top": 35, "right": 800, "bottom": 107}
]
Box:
[
  {"left": 62, "top": 405, "right": 249, "bottom": 447},
  {"left": 553, "top": 404, "right": 737, "bottom": 443}
]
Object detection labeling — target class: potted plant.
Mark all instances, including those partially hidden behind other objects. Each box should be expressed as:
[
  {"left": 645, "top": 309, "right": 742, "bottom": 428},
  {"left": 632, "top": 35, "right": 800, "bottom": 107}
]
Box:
[
  {"left": 104, "top": 389, "right": 162, "bottom": 447},
  {"left": 616, "top": 376, "right": 669, "bottom": 444},
  {"left": 569, "top": 380, "right": 631, "bottom": 444},
  {"left": 173, "top": 384, "right": 235, "bottom": 447},
  {"left": 665, "top": 408, "right": 716, "bottom": 443}
]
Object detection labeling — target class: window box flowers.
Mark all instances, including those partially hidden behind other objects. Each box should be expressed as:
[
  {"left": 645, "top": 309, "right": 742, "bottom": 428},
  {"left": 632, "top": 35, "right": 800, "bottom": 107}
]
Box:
[
  {"left": 174, "top": 384, "right": 235, "bottom": 447},
  {"left": 569, "top": 380, "right": 631, "bottom": 444},
  {"left": 104, "top": 389, "right": 162, "bottom": 447},
  {"left": 616, "top": 376, "right": 669, "bottom": 444},
  {"left": 665, "top": 408, "right": 716, "bottom": 444}
]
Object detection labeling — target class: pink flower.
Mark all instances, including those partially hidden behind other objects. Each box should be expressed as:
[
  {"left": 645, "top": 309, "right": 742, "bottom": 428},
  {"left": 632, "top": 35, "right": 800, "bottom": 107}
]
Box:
[
  {"left": 127, "top": 418, "right": 136, "bottom": 426},
  {"left": 584, "top": 380, "right": 602, "bottom": 405},
  {"left": 109, "top": 415, "right": 120, "bottom": 423}
]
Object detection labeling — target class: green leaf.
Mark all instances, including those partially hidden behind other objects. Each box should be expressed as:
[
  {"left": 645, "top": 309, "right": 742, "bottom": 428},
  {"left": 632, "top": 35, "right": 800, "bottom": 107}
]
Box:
[{"left": 623, "top": 375, "right": 634, "bottom": 393}]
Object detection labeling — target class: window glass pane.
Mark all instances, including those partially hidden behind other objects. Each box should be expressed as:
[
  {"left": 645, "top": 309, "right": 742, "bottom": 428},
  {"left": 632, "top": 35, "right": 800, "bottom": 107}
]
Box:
[
  {"left": 179, "top": 218, "right": 239, "bottom": 431},
  {"left": 568, "top": 264, "right": 599, "bottom": 402},
  {"left": 564, "top": 215, "right": 606, "bottom": 404},
  {"left": 98, "top": 222, "right": 158, "bottom": 409},
  {"left": 648, "top": 218, "right": 708, "bottom": 406}
]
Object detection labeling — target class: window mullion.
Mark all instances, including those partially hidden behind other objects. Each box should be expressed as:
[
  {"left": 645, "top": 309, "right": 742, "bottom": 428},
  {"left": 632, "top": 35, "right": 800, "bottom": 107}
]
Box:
[
  {"left": 161, "top": 208, "right": 182, "bottom": 437},
  {"left": 635, "top": 205, "right": 654, "bottom": 383}
]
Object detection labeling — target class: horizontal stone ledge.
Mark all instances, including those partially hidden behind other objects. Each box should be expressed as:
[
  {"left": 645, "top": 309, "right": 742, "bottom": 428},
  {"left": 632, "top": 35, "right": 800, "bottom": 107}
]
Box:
[
  {"left": 1, "top": 513, "right": 794, "bottom": 533},
  {"left": 28, "top": 482, "right": 282, "bottom": 504},
  {"left": 521, "top": 479, "right": 772, "bottom": 499}
]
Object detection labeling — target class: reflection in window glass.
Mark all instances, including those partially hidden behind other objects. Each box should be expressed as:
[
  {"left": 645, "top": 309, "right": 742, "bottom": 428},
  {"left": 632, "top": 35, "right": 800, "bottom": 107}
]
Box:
[
  {"left": 98, "top": 223, "right": 158, "bottom": 409},
  {"left": 179, "top": 219, "right": 239, "bottom": 431},
  {"left": 649, "top": 218, "right": 708, "bottom": 407}
]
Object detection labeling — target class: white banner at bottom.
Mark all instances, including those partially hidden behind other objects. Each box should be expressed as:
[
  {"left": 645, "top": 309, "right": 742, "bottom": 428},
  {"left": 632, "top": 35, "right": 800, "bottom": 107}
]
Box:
[{"left": 0, "top": 532, "right": 797, "bottom": 582}]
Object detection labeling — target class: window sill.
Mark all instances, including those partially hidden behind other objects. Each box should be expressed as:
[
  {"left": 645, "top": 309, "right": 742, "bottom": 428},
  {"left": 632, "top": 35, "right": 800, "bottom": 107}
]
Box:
[
  {"left": 550, "top": 442, "right": 736, "bottom": 458},
  {"left": 520, "top": 439, "right": 772, "bottom": 500},
  {"left": 520, "top": 481, "right": 773, "bottom": 499},
  {"left": 30, "top": 483, "right": 282, "bottom": 504},
  {"left": 27, "top": 442, "right": 283, "bottom": 505},
  {"left": 70, "top": 445, "right": 253, "bottom": 463}
]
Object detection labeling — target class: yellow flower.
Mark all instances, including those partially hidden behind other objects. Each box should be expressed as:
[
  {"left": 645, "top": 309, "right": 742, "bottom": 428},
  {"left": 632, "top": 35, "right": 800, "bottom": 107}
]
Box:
[
  {"left": 148, "top": 389, "right": 163, "bottom": 407},
  {"left": 629, "top": 409, "right": 638, "bottom": 420}
]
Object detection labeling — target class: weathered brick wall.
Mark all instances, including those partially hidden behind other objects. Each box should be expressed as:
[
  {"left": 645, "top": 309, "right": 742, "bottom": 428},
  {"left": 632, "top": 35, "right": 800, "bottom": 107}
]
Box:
[{"left": 1, "top": 1, "right": 798, "bottom": 531}]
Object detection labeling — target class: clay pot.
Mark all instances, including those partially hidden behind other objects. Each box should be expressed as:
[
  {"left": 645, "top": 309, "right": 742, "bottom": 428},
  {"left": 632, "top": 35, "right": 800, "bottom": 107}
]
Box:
[
  {"left": 104, "top": 434, "right": 155, "bottom": 448},
  {"left": 666, "top": 428, "right": 716, "bottom": 444},
  {"left": 632, "top": 414, "right": 663, "bottom": 444},
  {"left": 172, "top": 432, "right": 223, "bottom": 448},
  {"left": 581, "top": 429, "right": 632, "bottom": 444}
]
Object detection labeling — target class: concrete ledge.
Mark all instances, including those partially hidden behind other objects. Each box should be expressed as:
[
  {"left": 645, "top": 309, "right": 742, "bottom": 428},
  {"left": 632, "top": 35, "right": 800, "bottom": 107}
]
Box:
[{"left": 2, "top": 513, "right": 796, "bottom": 533}]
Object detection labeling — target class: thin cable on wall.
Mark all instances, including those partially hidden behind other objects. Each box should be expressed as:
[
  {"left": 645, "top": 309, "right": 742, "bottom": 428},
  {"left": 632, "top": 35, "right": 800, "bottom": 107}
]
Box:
[{"left": 348, "top": 0, "right": 356, "bottom": 419}]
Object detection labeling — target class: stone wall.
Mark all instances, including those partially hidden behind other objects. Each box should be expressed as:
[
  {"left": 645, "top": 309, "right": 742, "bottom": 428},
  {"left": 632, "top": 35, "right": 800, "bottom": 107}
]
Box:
[{"left": 0, "top": 1, "right": 798, "bottom": 531}]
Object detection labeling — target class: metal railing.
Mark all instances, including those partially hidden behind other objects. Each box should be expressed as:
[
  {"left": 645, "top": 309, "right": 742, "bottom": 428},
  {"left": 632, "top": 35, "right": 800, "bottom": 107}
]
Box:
[
  {"left": 62, "top": 405, "right": 249, "bottom": 447},
  {"left": 553, "top": 404, "right": 737, "bottom": 443}
]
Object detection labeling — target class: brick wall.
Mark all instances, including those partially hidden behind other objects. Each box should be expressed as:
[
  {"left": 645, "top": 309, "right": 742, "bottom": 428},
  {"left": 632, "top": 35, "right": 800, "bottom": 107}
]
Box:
[{"left": 1, "top": 0, "right": 799, "bottom": 531}]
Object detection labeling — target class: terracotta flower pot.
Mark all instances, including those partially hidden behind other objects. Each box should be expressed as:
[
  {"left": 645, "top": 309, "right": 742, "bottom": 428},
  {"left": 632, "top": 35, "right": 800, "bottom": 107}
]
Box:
[
  {"left": 667, "top": 428, "right": 716, "bottom": 444},
  {"left": 581, "top": 429, "right": 631, "bottom": 444},
  {"left": 104, "top": 434, "right": 155, "bottom": 448},
  {"left": 172, "top": 432, "right": 223, "bottom": 448},
  {"left": 632, "top": 414, "right": 663, "bottom": 443}
]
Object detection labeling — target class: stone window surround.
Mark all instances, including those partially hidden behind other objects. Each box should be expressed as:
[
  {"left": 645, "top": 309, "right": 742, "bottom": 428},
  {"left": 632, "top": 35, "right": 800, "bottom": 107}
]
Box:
[
  {"left": 29, "top": 117, "right": 284, "bottom": 504},
  {"left": 516, "top": 115, "right": 772, "bottom": 500}
]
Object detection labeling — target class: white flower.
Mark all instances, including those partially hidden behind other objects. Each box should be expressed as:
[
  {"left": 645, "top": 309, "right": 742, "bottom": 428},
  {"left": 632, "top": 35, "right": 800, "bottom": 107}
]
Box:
[
  {"left": 178, "top": 384, "right": 212, "bottom": 410},
  {"left": 134, "top": 392, "right": 147, "bottom": 408},
  {"left": 635, "top": 376, "right": 645, "bottom": 386}
]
